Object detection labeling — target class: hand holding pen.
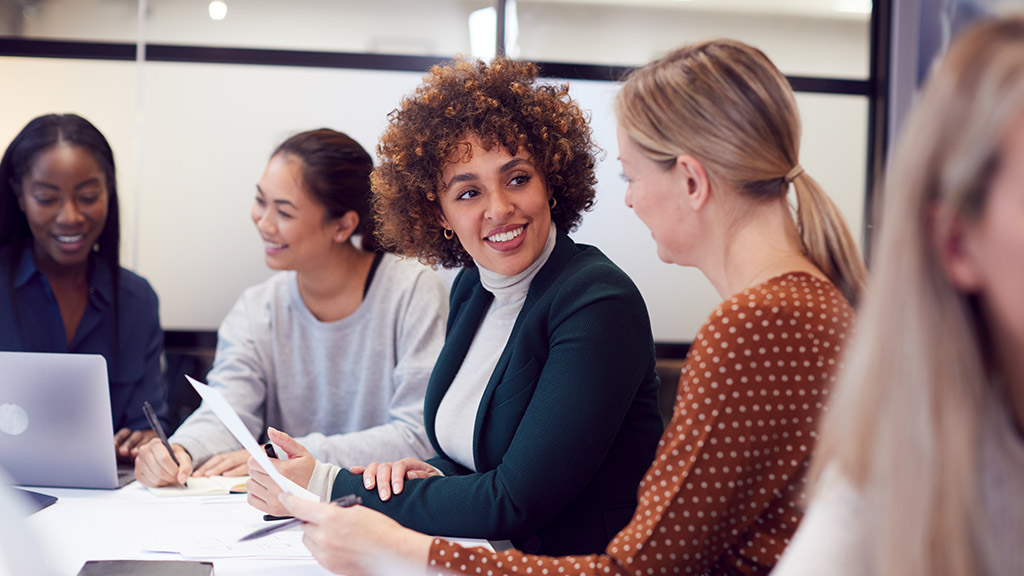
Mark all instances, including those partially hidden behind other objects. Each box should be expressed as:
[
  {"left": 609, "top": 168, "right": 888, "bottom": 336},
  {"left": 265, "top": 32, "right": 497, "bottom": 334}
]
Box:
[
  {"left": 135, "top": 401, "right": 193, "bottom": 487},
  {"left": 238, "top": 494, "right": 362, "bottom": 541}
]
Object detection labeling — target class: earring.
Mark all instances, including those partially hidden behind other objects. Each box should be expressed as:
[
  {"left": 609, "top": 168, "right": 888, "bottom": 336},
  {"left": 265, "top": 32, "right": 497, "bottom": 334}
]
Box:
[
  {"left": 91, "top": 243, "right": 100, "bottom": 253},
  {"left": 443, "top": 228, "right": 454, "bottom": 240},
  {"left": 549, "top": 196, "right": 557, "bottom": 209}
]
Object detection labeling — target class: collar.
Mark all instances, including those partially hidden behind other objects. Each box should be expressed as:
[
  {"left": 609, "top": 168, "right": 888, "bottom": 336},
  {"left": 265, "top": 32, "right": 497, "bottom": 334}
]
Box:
[{"left": 14, "top": 240, "right": 115, "bottom": 305}]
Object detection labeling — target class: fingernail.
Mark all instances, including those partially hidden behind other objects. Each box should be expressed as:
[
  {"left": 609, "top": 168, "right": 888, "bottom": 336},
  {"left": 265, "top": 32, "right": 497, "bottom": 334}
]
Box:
[
  {"left": 393, "top": 482, "right": 400, "bottom": 493},
  {"left": 365, "top": 478, "right": 372, "bottom": 488}
]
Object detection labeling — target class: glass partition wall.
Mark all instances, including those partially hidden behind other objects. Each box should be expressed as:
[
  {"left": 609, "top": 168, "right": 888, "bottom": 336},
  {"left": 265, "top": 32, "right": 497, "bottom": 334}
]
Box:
[{"left": 0, "top": 0, "right": 877, "bottom": 345}]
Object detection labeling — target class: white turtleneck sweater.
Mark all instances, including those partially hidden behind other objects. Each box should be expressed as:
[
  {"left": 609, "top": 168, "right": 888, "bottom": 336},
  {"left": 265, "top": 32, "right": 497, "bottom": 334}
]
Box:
[{"left": 433, "top": 223, "right": 558, "bottom": 471}]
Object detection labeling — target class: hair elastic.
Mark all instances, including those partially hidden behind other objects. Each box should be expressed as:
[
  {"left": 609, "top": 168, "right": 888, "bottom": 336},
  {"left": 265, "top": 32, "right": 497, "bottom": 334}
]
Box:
[{"left": 784, "top": 164, "right": 804, "bottom": 184}]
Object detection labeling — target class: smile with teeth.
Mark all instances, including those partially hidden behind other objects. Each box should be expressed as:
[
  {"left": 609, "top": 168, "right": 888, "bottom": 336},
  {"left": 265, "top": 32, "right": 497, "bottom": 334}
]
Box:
[
  {"left": 486, "top": 226, "right": 524, "bottom": 243},
  {"left": 264, "top": 240, "right": 288, "bottom": 250},
  {"left": 54, "top": 234, "right": 85, "bottom": 244}
]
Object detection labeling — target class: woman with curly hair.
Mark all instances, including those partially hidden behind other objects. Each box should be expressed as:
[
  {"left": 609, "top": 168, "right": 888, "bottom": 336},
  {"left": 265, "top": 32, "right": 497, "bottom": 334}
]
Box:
[
  {"left": 261, "top": 38, "right": 864, "bottom": 576},
  {"left": 246, "top": 57, "right": 665, "bottom": 556}
]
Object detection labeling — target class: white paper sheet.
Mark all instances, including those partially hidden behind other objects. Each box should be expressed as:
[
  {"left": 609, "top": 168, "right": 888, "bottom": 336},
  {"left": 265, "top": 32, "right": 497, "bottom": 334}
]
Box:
[
  {"left": 137, "top": 523, "right": 311, "bottom": 559},
  {"left": 185, "top": 375, "right": 317, "bottom": 501}
]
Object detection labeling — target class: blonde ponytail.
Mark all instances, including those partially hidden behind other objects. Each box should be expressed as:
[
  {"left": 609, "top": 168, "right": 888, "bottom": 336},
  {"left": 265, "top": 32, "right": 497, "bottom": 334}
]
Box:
[
  {"left": 616, "top": 39, "right": 866, "bottom": 306},
  {"left": 791, "top": 171, "right": 867, "bottom": 307}
]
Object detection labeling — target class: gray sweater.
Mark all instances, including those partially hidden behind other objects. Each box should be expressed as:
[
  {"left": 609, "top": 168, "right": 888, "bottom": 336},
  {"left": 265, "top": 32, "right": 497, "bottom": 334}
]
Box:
[{"left": 170, "top": 253, "right": 448, "bottom": 467}]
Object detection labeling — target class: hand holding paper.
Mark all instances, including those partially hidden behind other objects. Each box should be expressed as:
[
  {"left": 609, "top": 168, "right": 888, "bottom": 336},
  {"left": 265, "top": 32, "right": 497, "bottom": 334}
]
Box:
[
  {"left": 245, "top": 427, "right": 320, "bottom": 516},
  {"left": 184, "top": 376, "right": 317, "bottom": 502}
]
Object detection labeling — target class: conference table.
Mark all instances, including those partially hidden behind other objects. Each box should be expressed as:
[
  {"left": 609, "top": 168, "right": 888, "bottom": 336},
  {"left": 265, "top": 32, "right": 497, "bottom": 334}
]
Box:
[{"left": 20, "top": 481, "right": 490, "bottom": 576}]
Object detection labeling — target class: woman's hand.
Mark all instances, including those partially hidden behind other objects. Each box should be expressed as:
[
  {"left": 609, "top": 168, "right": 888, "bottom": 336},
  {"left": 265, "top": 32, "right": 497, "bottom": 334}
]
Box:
[
  {"left": 349, "top": 458, "right": 441, "bottom": 501},
  {"left": 246, "top": 427, "right": 317, "bottom": 515},
  {"left": 280, "top": 492, "right": 433, "bottom": 576},
  {"left": 114, "top": 428, "right": 157, "bottom": 462},
  {"left": 134, "top": 438, "right": 193, "bottom": 486},
  {"left": 194, "top": 449, "right": 250, "bottom": 477}
]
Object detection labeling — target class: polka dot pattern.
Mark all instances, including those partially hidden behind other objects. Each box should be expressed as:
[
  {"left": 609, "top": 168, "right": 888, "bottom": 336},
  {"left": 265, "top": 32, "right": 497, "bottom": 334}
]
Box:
[{"left": 427, "top": 273, "right": 853, "bottom": 576}]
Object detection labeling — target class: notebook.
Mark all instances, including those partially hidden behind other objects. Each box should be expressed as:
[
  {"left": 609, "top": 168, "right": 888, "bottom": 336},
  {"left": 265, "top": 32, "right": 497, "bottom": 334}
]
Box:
[{"left": 0, "top": 351, "right": 135, "bottom": 489}]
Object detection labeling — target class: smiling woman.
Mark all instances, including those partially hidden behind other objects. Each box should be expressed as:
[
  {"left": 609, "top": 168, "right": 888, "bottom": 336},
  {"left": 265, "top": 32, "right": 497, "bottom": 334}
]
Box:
[
  {"left": 0, "top": 113, "right": 167, "bottom": 460},
  {"left": 244, "top": 57, "right": 664, "bottom": 557},
  {"left": 133, "top": 128, "right": 449, "bottom": 490}
]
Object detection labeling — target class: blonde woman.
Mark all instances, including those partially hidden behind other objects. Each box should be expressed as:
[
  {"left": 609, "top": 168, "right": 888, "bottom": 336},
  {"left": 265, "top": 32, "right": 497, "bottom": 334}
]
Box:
[
  {"left": 774, "top": 16, "right": 1024, "bottom": 576},
  {"left": 267, "top": 40, "right": 865, "bottom": 576}
]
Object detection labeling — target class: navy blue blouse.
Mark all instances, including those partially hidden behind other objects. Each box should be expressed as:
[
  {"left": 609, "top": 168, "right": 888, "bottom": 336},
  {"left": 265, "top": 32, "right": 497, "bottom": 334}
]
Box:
[{"left": 0, "top": 242, "right": 168, "bottom": 431}]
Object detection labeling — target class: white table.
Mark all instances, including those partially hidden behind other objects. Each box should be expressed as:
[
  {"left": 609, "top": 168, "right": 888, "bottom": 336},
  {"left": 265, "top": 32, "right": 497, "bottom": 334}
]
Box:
[
  {"left": 19, "top": 481, "right": 492, "bottom": 576},
  {"left": 22, "top": 482, "right": 336, "bottom": 576}
]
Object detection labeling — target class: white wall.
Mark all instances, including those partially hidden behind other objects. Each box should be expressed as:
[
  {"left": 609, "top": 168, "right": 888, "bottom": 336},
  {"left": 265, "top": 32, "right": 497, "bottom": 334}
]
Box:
[{"left": 0, "top": 0, "right": 870, "bottom": 342}]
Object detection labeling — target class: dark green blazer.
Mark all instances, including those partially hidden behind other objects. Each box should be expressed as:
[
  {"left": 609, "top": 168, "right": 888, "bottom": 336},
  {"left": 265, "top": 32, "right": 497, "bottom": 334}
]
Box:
[{"left": 332, "top": 231, "right": 663, "bottom": 555}]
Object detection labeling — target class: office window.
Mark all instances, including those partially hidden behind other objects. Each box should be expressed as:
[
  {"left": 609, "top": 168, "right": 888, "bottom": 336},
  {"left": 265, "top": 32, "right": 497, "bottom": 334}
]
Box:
[
  {"left": 2, "top": 0, "right": 492, "bottom": 56},
  {"left": 513, "top": 0, "right": 870, "bottom": 79}
]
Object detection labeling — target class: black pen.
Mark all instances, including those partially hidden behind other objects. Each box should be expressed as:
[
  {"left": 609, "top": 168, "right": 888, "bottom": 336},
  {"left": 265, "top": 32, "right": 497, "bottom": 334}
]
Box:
[
  {"left": 238, "top": 494, "right": 362, "bottom": 542},
  {"left": 260, "top": 443, "right": 291, "bottom": 521},
  {"left": 142, "top": 401, "right": 179, "bottom": 467}
]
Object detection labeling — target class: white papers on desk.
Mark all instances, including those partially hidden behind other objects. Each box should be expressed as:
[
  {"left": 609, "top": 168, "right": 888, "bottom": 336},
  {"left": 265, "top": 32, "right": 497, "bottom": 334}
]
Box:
[
  {"left": 137, "top": 523, "right": 311, "bottom": 559},
  {"left": 185, "top": 376, "right": 316, "bottom": 501}
]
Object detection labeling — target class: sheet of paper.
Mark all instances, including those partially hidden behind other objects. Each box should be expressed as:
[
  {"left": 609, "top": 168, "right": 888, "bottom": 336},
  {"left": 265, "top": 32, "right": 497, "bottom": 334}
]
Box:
[
  {"left": 146, "top": 475, "right": 248, "bottom": 497},
  {"left": 185, "top": 375, "right": 317, "bottom": 501},
  {"left": 137, "top": 523, "right": 311, "bottom": 559}
]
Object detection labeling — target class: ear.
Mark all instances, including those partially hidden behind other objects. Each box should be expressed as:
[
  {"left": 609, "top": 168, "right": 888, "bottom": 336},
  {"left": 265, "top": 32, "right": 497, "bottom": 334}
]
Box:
[
  {"left": 675, "top": 154, "right": 711, "bottom": 212},
  {"left": 331, "top": 210, "right": 360, "bottom": 243},
  {"left": 437, "top": 208, "right": 451, "bottom": 232},
  {"left": 930, "top": 203, "right": 983, "bottom": 293}
]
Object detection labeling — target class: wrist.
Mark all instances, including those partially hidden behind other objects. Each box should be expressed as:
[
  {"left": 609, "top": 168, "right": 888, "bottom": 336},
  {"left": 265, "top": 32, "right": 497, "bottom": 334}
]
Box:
[{"left": 397, "top": 530, "right": 434, "bottom": 575}]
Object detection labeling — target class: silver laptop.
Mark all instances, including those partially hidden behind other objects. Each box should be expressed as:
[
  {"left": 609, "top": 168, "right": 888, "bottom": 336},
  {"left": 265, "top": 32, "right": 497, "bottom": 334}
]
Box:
[{"left": 0, "top": 351, "right": 134, "bottom": 489}]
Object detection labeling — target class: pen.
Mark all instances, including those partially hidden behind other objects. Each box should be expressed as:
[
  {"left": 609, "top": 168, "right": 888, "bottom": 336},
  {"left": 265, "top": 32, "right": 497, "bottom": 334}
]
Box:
[
  {"left": 260, "top": 443, "right": 292, "bottom": 520},
  {"left": 238, "top": 494, "right": 362, "bottom": 542},
  {"left": 142, "top": 401, "right": 179, "bottom": 467}
]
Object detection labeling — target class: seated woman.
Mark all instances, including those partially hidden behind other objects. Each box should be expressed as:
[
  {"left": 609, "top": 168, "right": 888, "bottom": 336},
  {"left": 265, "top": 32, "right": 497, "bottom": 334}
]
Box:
[
  {"left": 269, "top": 39, "right": 866, "bottom": 576},
  {"left": 0, "top": 113, "right": 166, "bottom": 460},
  {"left": 133, "top": 129, "right": 448, "bottom": 486},
  {"left": 247, "top": 58, "right": 665, "bottom": 556},
  {"left": 774, "top": 16, "right": 1024, "bottom": 576}
]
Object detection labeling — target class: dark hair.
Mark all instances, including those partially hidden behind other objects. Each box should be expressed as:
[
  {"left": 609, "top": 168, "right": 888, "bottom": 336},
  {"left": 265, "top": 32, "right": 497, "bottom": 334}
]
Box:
[
  {"left": 273, "top": 129, "right": 380, "bottom": 252},
  {"left": 1, "top": 113, "right": 120, "bottom": 271},
  {"left": 0, "top": 113, "right": 122, "bottom": 358},
  {"left": 371, "top": 57, "right": 599, "bottom": 268}
]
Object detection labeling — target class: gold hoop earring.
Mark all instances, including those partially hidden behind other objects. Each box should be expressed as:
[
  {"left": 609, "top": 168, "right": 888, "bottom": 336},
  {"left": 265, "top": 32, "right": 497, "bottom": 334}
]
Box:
[
  {"left": 549, "top": 196, "right": 557, "bottom": 209},
  {"left": 443, "top": 228, "right": 454, "bottom": 240}
]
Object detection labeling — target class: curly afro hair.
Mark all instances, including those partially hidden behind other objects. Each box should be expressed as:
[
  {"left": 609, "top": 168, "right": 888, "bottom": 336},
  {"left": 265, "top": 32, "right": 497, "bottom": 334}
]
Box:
[{"left": 371, "top": 57, "right": 599, "bottom": 268}]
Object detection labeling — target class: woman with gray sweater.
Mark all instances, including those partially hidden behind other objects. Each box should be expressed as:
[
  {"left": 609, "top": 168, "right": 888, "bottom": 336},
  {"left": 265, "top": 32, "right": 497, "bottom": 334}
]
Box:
[{"left": 133, "top": 129, "right": 447, "bottom": 486}]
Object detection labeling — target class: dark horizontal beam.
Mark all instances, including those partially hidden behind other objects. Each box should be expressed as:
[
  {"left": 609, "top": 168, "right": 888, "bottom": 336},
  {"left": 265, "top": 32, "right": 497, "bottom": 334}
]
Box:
[{"left": 0, "top": 37, "right": 869, "bottom": 93}]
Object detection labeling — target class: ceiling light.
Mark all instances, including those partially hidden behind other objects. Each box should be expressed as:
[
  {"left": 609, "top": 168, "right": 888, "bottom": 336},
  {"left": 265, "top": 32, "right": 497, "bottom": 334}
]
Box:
[{"left": 209, "top": 1, "right": 227, "bottom": 21}]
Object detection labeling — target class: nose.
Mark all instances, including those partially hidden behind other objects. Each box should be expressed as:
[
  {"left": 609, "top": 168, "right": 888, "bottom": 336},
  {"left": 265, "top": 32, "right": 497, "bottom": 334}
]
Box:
[
  {"left": 56, "top": 199, "right": 85, "bottom": 225},
  {"left": 253, "top": 204, "right": 275, "bottom": 234},
  {"left": 485, "top": 190, "right": 514, "bottom": 220},
  {"left": 624, "top": 186, "right": 634, "bottom": 209}
]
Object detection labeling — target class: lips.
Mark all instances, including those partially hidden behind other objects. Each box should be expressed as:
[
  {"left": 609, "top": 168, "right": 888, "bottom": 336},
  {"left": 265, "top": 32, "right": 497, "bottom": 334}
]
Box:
[
  {"left": 485, "top": 225, "right": 525, "bottom": 243},
  {"left": 52, "top": 233, "right": 89, "bottom": 252},
  {"left": 263, "top": 240, "right": 288, "bottom": 253},
  {"left": 54, "top": 234, "right": 86, "bottom": 245}
]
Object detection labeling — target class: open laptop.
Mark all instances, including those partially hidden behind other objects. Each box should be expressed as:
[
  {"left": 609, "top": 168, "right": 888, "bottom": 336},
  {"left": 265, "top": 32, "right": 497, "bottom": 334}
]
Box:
[{"left": 0, "top": 351, "right": 135, "bottom": 489}]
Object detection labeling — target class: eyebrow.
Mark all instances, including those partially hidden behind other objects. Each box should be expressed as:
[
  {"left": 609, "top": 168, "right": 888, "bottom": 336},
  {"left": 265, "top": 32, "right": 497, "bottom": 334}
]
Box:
[
  {"left": 445, "top": 157, "right": 531, "bottom": 190},
  {"left": 30, "top": 177, "right": 103, "bottom": 191},
  {"left": 255, "top": 184, "right": 298, "bottom": 209}
]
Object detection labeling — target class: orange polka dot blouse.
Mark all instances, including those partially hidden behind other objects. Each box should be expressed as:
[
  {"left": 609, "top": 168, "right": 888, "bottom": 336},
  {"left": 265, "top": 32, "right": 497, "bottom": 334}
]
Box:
[{"left": 429, "top": 272, "right": 854, "bottom": 576}]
